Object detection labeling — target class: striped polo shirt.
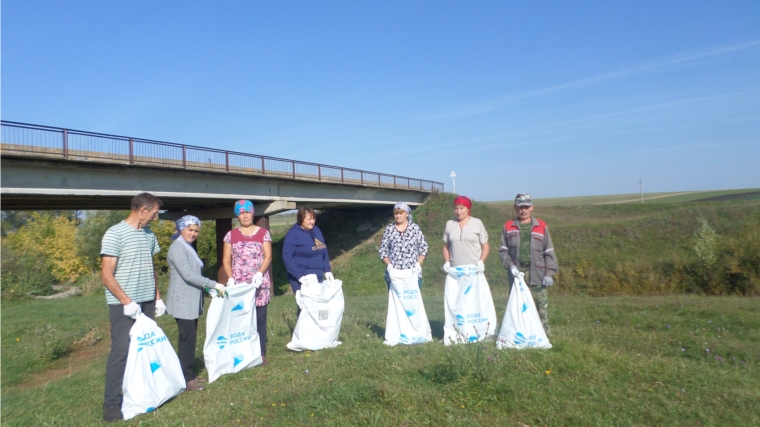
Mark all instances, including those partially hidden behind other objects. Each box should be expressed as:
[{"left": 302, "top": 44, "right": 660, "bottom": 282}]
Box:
[{"left": 101, "top": 221, "right": 160, "bottom": 305}]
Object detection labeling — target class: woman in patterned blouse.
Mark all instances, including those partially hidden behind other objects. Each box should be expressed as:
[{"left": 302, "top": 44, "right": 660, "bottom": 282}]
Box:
[
  {"left": 222, "top": 200, "right": 273, "bottom": 364},
  {"left": 379, "top": 202, "right": 429, "bottom": 289},
  {"left": 442, "top": 196, "right": 490, "bottom": 273}
]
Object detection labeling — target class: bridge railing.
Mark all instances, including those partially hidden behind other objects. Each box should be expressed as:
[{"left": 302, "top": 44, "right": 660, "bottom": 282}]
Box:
[{"left": 1, "top": 121, "right": 444, "bottom": 192}]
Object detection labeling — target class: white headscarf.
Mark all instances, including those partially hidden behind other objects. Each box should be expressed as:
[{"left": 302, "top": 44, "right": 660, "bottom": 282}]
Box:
[{"left": 393, "top": 201, "right": 412, "bottom": 223}]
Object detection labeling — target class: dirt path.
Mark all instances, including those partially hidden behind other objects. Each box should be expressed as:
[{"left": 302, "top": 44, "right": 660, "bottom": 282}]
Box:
[
  {"left": 14, "top": 339, "right": 111, "bottom": 390},
  {"left": 32, "top": 287, "right": 82, "bottom": 299}
]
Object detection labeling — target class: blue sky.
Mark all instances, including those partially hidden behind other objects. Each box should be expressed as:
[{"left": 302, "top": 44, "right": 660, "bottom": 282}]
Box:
[{"left": 3, "top": 1, "right": 759, "bottom": 201}]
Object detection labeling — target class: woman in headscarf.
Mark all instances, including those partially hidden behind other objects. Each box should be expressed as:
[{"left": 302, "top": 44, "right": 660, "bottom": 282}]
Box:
[
  {"left": 282, "top": 206, "right": 334, "bottom": 314},
  {"left": 222, "top": 200, "right": 273, "bottom": 364},
  {"left": 165, "top": 215, "right": 226, "bottom": 391},
  {"left": 379, "top": 202, "right": 428, "bottom": 288},
  {"left": 442, "top": 196, "right": 490, "bottom": 272}
]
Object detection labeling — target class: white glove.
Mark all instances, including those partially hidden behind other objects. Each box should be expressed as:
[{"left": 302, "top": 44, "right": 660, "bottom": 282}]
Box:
[
  {"left": 324, "top": 272, "right": 335, "bottom": 282},
  {"left": 295, "top": 290, "right": 304, "bottom": 309},
  {"left": 226, "top": 277, "right": 236, "bottom": 286},
  {"left": 252, "top": 272, "right": 264, "bottom": 288},
  {"left": 123, "top": 301, "right": 141, "bottom": 319},
  {"left": 442, "top": 262, "right": 450, "bottom": 273},
  {"left": 543, "top": 276, "right": 554, "bottom": 287},
  {"left": 155, "top": 299, "right": 166, "bottom": 317},
  {"left": 414, "top": 262, "right": 421, "bottom": 274},
  {"left": 476, "top": 260, "right": 485, "bottom": 273},
  {"left": 386, "top": 264, "right": 394, "bottom": 272},
  {"left": 215, "top": 283, "right": 227, "bottom": 296},
  {"left": 510, "top": 266, "right": 520, "bottom": 277}
]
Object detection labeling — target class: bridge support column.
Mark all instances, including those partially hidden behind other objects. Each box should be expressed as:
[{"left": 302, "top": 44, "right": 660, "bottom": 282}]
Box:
[{"left": 216, "top": 218, "right": 232, "bottom": 283}]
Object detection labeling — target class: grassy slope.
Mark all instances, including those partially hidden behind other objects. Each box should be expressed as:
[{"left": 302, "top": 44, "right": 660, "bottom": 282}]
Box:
[
  {"left": 2, "top": 293, "right": 758, "bottom": 426},
  {"left": 488, "top": 188, "right": 760, "bottom": 206}
]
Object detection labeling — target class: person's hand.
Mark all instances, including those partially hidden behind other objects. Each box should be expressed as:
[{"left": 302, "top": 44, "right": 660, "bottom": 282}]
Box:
[
  {"left": 542, "top": 276, "right": 554, "bottom": 287},
  {"left": 226, "top": 278, "right": 235, "bottom": 286},
  {"left": 215, "top": 283, "right": 227, "bottom": 297},
  {"left": 476, "top": 260, "right": 485, "bottom": 273},
  {"left": 252, "top": 272, "right": 264, "bottom": 288},
  {"left": 324, "top": 272, "right": 335, "bottom": 282},
  {"left": 510, "top": 266, "right": 520, "bottom": 277},
  {"left": 386, "top": 264, "right": 394, "bottom": 272},
  {"left": 414, "top": 262, "right": 422, "bottom": 274},
  {"left": 123, "top": 301, "right": 141, "bottom": 318},
  {"left": 155, "top": 299, "right": 167, "bottom": 317},
  {"left": 442, "top": 262, "right": 450, "bottom": 273},
  {"left": 295, "top": 290, "right": 304, "bottom": 309}
]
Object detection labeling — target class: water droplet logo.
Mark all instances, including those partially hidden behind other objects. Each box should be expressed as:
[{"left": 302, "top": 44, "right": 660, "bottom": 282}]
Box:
[
  {"left": 150, "top": 359, "right": 161, "bottom": 373},
  {"left": 468, "top": 335, "right": 478, "bottom": 342},
  {"left": 231, "top": 301, "right": 245, "bottom": 312},
  {"left": 455, "top": 314, "right": 465, "bottom": 327},
  {"left": 217, "top": 335, "right": 228, "bottom": 349},
  {"left": 521, "top": 303, "right": 528, "bottom": 313},
  {"left": 463, "top": 284, "right": 473, "bottom": 295},
  {"left": 405, "top": 309, "right": 416, "bottom": 317},
  {"left": 233, "top": 354, "right": 245, "bottom": 367},
  {"left": 513, "top": 332, "right": 527, "bottom": 345},
  {"left": 146, "top": 407, "right": 156, "bottom": 413},
  {"left": 399, "top": 334, "right": 409, "bottom": 344}
]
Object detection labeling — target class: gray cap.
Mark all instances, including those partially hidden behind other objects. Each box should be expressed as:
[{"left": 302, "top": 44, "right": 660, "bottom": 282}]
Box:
[{"left": 514, "top": 193, "right": 533, "bottom": 206}]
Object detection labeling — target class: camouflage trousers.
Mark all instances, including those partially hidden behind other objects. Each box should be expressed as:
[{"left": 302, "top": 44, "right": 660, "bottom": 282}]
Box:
[{"left": 512, "top": 270, "right": 551, "bottom": 338}]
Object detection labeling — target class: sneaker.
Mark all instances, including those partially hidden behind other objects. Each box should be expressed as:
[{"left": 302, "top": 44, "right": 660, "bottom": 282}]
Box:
[
  {"left": 103, "top": 404, "right": 122, "bottom": 422},
  {"left": 186, "top": 379, "right": 205, "bottom": 391}
]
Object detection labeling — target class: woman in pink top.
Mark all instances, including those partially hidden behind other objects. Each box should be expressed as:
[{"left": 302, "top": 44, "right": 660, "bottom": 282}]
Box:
[{"left": 222, "top": 200, "right": 273, "bottom": 363}]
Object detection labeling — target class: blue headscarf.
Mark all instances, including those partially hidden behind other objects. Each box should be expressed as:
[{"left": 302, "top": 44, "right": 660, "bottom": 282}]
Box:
[
  {"left": 234, "top": 200, "right": 254, "bottom": 216},
  {"left": 393, "top": 201, "right": 412, "bottom": 223},
  {"left": 171, "top": 215, "right": 202, "bottom": 241}
]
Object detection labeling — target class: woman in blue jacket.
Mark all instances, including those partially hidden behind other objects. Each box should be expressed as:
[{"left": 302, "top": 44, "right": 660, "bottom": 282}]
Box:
[{"left": 282, "top": 206, "right": 334, "bottom": 313}]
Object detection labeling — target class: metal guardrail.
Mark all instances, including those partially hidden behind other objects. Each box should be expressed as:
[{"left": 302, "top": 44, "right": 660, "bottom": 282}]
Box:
[{"left": 0, "top": 121, "right": 444, "bottom": 192}]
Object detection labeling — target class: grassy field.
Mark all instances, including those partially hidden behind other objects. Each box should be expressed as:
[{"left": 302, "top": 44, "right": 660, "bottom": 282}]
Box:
[
  {"left": 487, "top": 188, "right": 760, "bottom": 206},
  {"left": 2, "top": 291, "right": 759, "bottom": 426},
  {"left": 3, "top": 191, "right": 759, "bottom": 425}
]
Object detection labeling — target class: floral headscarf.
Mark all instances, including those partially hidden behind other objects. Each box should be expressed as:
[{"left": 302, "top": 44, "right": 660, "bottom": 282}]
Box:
[
  {"left": 393, "top": 201, "right": 413, "bottom": 223},
  {"left": 234, "top": 200, "right": 254, "bottom": 216},
  {"left": 171, "top": 215, "right": 201, "bottom": 241}
]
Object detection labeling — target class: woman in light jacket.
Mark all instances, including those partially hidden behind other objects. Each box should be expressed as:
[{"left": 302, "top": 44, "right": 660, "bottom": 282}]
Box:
[
  {"left": 165, "top": 215, "right": 226, "bottom": 391},
  {"left": 282, "top": 206, "right": 334, "bottom": 314}
]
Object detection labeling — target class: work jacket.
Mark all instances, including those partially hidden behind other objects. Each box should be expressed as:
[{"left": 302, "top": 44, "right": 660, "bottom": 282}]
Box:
[{"left": 498, "top": 217, "right": 559, "bottom": 287}]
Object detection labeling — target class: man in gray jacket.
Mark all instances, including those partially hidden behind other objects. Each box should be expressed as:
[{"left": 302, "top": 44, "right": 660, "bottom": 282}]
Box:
[{"left": 498, "top": 193, "right": 558, "bottom": 337}]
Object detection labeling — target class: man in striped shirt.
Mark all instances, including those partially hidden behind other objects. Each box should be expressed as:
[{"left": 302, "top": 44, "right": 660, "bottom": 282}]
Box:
[{"left": 101, "top": 192, "right": 164, "bottom": 422}]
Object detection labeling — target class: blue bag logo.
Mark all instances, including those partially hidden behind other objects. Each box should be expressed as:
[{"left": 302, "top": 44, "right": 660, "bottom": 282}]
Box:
[
  {"left": 217, "top": 336, "right": 228, "bottom": 349},
  {"left": 233, "top": 354, "right": 245, "bottom": 367},
  {"left": 399, "top": 334, "right": 409, "bottom": 344},
  {"left": 463, "top": 284, "right": 473, "bottom": 295},
  {"left": 468, "top": 335, "right": 478, "bottom": 342},
  {"left": 513, "top": 332, "right": 527, "bottom": 345},
  {"left": 405, "top": 309, "right": 416, "bottom": 317},
  {"left": 146, "top": 407, "right": 156, "bottom": 412},
  {"left": 149, "top": 359, "right": 161, "bottom": 373},
  {"left": 231, "top": 301, "right": 245, "bottom": 312},
  {"left": 521, "top": 303, "right": 528, "bottom": 313},
  {"left": 455, "top": 314, "right": 465, "bottom": 327}
]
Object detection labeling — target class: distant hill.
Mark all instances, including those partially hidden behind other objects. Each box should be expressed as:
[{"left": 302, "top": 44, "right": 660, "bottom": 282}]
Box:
[{"left": 487, "top": 188, "right": 760, "bottom": 207}]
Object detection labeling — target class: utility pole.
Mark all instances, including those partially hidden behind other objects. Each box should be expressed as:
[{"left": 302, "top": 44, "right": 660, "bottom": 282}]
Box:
[
  {"left": 640, "top": 179, "right": 643, "bottom": 204},
  {"left": 450, "top": 171, "right": 457, "bottom": 193}
]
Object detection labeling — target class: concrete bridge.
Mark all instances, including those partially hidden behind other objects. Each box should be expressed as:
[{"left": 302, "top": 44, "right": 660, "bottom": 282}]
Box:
[{"left": 1, "top": 121, "right": 443, "bottom": 282}]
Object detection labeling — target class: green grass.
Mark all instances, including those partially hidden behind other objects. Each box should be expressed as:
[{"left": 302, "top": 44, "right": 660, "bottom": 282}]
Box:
[
  {"left": 487, "top": 188, "right": 760, "bottom": 206},
  {"left": 2, "top": 293, "right": 759, "bottom": 426}
]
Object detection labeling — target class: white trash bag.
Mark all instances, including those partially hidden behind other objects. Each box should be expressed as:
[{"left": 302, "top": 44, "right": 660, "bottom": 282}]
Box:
[
  {"left": 203, "top": 284, "right": 262, "bottom": 383},
  {"left": 384, "top": 267, "right": 432, "bottom": 346},
  {"left": 122, "top": 313, "right": 186, "bottom": 421},
  {"left": 287, "top": 274, "right": 344, "bottom": 351},
  {"left": 443, "top": 265, "right": 497, "bottom": 345},
  {"left": 496, "top": 272, "right": 552, "bottom": 349}
]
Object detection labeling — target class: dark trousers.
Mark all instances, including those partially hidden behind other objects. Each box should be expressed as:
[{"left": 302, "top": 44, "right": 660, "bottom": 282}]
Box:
[
  {"left": 175, "top": 318, "right": 198, "bottom": 382},
  {"left": 104, "top": 300, "right": 155, "bottom": 407},
  {"left": 257, "top": 304, "right": 268, "bottom": 356}
]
